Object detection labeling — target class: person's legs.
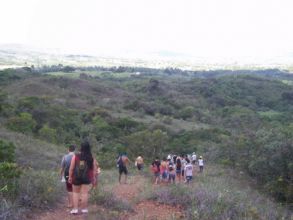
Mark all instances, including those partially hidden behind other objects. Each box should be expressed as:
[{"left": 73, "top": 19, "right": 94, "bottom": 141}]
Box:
[
  {"left": 176, "top": 171, "right": 181, "bottom": 183},
  {"left": 119, "top": 173, "right": 122, "bottom": 183},
  {"left": 80, "top": 184, "right": 91, "bottom": 211},
  {"left": 71, "top": 185, "right": 81, "bottom": 213},
  {"left": 68, "top": 192, "right": 73, "bottom": 207},
  {"left": 119, "top": 167, "right": 122, "bottom": 183},
  {"left": 66, "top": 181, "right": 73, "bottom": 207},
  {"left": 171, "top": 174, "right": 175, "bottom": 184},
  {"left": 124, "top": 167, "right": 128, "bottom": 184}
]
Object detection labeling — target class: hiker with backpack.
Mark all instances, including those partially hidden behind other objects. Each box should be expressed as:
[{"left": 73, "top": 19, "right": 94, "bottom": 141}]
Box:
[
  {"left": 117, "top": 153, "right": 130, "bottom": 184},
  {"left": 151, "top": 157, "right": 161, "bottom": 184},
  {"left": 60, "top": 144, "right": 76, "bottom": 208},
  {"left": 68, "top": 141, "right": 98, "bottom": 215}
]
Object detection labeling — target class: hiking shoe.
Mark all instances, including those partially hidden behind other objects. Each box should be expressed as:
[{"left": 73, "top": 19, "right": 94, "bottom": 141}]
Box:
[
  {"left": 70, "top": 209, "right": 78, "bottom": 214},
  {"left": 81, "top": 209, "right": 88, "bottom": 214}
]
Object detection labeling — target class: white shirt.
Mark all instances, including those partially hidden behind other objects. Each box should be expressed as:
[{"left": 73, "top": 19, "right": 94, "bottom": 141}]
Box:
[
  {"left": 181, "top": 159, "right": 186, "bottom": 169},
  {"left": 192, "top": 154, "right": 197, "bottom": 161},
  {"left": 198, "top": 159, "right": 204, "bottom": 166},
  {"left": 184, "top": 163, "right": 193, "bottom": 176}
]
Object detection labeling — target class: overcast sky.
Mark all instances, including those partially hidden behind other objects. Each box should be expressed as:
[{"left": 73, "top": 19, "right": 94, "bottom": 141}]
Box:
[{"left": 1, "top": 0, "right": 293, "bottom": 61}]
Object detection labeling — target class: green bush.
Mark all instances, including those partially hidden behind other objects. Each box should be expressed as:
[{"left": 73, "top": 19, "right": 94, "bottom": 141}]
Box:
[
  {"left": 38, "top": 125, "right": 57, "bottom": 143},
  {"left": 0, "top": 139, "right": 16, "bottom": 162},
  {"left": 18, "top": 170, "right": 63, "bottom": 208},
  {"left": 179, "top": 106, "right": 195, "bottom": 119},
  {"left": 0, "top": 140, "right": 21, "bottom": 200},
  {"left": 90, "top": 186, "right": 132, "bottom": 212},
  {"left": 6, "top": 112, "right": 37, "bottom": 134}
]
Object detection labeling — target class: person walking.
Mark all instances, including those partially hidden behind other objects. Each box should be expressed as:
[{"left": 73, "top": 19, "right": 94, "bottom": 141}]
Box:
[
  {"left": 184, "top": 158, "right": 193, "bottom": 184},
  {"left": 117, "top": 153, "right": 130, "bottom": 184},
  {"left": 168, "top": 163, "right": 176, "bottom": 184},
  {"left": 135, "top": 155, "right": 144, "bottom": 171},
  {"left": 191, "top": 152, "right": 197, "bottom": 165},
  {"left": 68, "top": 141, "right": 98, "bottom": 215},
  {"left": 181, "top": 155, "right": 187, "bottom": 182},
  {"left": 198, "top": 156, "right": 204, "bottom": 173},
  {"left": 160, "top": 157, "right": 168, "bottom": 183},
  {"left": 151, "top": 157, "right": 161, "bottom": 184},
  {"left": 60, "top": 144, "right": 76, "bottom": 208},
  {"left": 175, "top": 156, "right": 182, "bottom": 183}
]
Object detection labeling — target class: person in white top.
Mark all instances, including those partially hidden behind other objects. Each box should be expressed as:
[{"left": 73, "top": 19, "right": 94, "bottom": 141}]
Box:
[
  {"left": 191, "top": 152, "right": 197, "bottom": 165},
  {"left": 184, "top": 158, "right": 193, "bottom": 184},
  {"left": 198, "top": 156, "right": 204, "bottom": 173}
]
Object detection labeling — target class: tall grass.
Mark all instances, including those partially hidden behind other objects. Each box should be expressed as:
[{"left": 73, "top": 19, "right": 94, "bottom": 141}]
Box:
[
  {"left": 90, "top": 169, "right": 133, "bottom": 212},
  {"left": 0, "top": 127, "right": 65, "bottom": 219},
  {"left": 0, "top": 127, "right": 64, "bottom": 170},
  {"left": 1, "top": 170, "right": 63, "bottom": 220},
  {"left": 152, "top": 166, "right": 292, "bottom": 220}
]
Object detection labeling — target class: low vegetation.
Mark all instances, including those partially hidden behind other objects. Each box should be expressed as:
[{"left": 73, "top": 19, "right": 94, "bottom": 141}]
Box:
[{"left": 0, "top": 66, "right": 292, "bottom": 219}]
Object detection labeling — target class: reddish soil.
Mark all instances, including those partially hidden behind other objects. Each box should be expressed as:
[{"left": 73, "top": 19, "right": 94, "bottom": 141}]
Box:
[{"left": 33, "top": 175, "right": 184, "bottom": 220}]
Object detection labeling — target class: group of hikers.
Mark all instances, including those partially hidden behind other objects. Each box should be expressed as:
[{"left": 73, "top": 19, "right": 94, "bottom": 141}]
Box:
[
  {"left": 60, "top": 142, "right": 204, "bottom": 215},
  {"left": 150, "top": 153, "right": 204, "bottom": 185}
]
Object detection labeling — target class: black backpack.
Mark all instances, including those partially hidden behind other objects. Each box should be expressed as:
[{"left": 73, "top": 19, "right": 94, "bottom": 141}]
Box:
[
  {"left": 117, "top": 156, "right": 124, "bottom": 167},
  {"left": 74, "top": 158, "right": 89, "bottom": 184}
]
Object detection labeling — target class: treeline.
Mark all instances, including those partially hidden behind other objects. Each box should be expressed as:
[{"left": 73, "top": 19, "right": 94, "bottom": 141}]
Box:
[{"left": 3, "top": 64, "right": 293, "bottom": 80}]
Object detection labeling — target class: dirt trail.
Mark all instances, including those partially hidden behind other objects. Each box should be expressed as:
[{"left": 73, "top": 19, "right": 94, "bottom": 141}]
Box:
[{"left": 33, "top": 174, "right": 184, "bottom": 220}]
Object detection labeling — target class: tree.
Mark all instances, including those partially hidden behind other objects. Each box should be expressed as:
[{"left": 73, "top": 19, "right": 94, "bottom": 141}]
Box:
[
  {"left": 124, "top": 129, "right": 168, "bottom": 159},
  {"left": 7, "top": 112, "right": 37, "bottom": 134},
  {"left": 38, "top": 125, "right": 57, "bottom": 143}
]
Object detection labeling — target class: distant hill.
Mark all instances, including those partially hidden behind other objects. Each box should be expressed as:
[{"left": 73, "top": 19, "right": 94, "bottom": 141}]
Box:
[{"left": 1, "top": 44, "right": 293, "bottom": 71}]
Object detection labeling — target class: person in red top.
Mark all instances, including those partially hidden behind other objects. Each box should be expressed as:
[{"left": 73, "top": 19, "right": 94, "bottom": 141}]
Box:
[{"left": 68, "top": 141, "right": 98, "bottom": 215}]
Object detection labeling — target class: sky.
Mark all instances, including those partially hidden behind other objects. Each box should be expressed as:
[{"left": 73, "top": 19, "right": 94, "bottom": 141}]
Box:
[{"left": 1, "top": 0, "right": 293, "bottom": 62}]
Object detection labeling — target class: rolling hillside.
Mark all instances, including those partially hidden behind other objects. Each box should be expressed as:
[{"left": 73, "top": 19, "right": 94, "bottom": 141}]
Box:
[{"left": 0, "top": 67, "right": 292, "bottom": 219}]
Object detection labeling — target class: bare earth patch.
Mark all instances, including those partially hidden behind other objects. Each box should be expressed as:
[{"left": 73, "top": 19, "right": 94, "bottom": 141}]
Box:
[
  {"left": 32, "top": 174, "right": 184, "bottom": 220},
  {"left": 114, "top": 175, "right": 184, "bottom": 220},
  {"left": 125, "top": 201, "right": 184, "bottom": 220}
]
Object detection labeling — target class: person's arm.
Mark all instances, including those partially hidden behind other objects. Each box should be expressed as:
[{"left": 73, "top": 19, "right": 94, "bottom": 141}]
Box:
[
  {"left": 68, "top": 155, "right": 76, "bottom": 184},
  {"left": 127, "top": 157, "right": 131, "bottom": 164},
  {"left": 60, "top": 156, "right": 65, "bottom": 178},
  {"left": 92, "top": 159, "right": 98, "bottom": 188},
  {"left": 93, "top": 159, "right": 98, "bottom": 175}
]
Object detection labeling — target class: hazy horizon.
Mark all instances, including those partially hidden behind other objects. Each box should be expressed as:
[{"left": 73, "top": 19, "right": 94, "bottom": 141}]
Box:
[{"left": 1, "top": 0, "right": 293, "bottom": 64}]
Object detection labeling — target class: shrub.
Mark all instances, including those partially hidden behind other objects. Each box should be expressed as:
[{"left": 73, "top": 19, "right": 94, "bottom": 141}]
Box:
[
  {"left": 179, "top": 106, "right": 195, "bottom": 119},
  {"left": 90, "top": 186, "right": 132, "bottom": 212},
  {"left": 0, "top": 139, "right": 16, "bottom": 162},
  {"left": 38, "top": 125, "right": 57, "bottom": 143},
  {"left": 6, "top": 112, "right": 37, "bottom": 134},
  {"left": 152, "top": 172, "right": 292, "bottom": 220},
  {"left": 0, "top": 140, "right": 21, "bottom": 199},
  {"left": 18, "top": 170, "right": 63, "bottom": 208}
]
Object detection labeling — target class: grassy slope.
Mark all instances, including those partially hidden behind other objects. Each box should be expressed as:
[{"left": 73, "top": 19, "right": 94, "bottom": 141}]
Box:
[
  {"left": 0, "top": 126, "right": 64, "bottom": 170},
  {"left": 1, "top": 71, "right": 292, "bottom": 218},
  {"left": 89, "top": 166, "right": 292, "bottom": 220}
]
